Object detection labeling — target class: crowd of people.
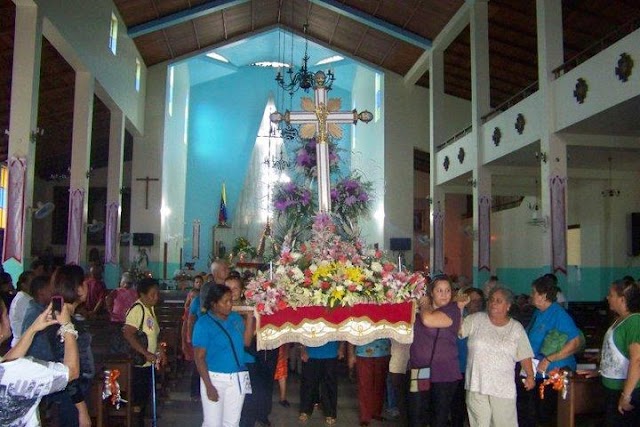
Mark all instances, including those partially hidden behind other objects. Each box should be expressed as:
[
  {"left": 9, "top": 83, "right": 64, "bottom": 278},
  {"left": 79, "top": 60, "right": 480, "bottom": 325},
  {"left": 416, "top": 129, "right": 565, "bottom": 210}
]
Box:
[{"left": 0, "top": 257, "right": 638, "bottom": 427}]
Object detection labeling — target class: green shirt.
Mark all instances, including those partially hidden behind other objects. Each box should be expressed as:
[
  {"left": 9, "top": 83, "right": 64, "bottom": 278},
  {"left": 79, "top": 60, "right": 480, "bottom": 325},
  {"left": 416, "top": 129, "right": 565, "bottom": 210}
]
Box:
[{"left": 602, "top": 314, "right": 640, "bottom": 390}]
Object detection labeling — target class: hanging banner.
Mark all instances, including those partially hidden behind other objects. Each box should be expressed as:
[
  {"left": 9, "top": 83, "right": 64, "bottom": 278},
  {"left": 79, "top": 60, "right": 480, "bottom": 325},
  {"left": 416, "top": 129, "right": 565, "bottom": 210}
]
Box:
[
  {"left": 192, "top": 220, "right": 200, "bottom": 259},
  {"left": 433, "top": 206, "right": 444, "bottom": 274},
  {"left": 104, "top": 202, "right": 119, "bottom": 264},
  {"left": 66, "top": 188, "right": 85, "bottom": 265},
  {"left": 478, "top": 195, "right": 491, "bottom": 271},
  {"left": 3, "top": 157, "right": 27, "bottom": 263},
  {"left": 550, "top": 175, "right": 567, "bottom": 274}
]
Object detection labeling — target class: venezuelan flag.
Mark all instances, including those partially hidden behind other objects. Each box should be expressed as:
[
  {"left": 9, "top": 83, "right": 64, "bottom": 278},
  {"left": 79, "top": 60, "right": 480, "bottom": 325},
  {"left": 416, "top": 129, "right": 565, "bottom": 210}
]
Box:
[{"left": 218, "top": 183, "right": 229, "bottom": 227}]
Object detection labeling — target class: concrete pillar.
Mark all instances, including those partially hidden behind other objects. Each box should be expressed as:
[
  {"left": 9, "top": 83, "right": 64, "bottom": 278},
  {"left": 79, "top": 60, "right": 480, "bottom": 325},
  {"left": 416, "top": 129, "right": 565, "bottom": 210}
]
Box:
[
  {"left": 104, "top": 107, "right": 125, "bottom": 287},
  {"left": 537, "top": 0, "right": 568, "bottom": 277},
  {"left": 3, "top": 3, "right": 42, "bottom": 279},
  {"left": 66, "top": 71, "right": 94, "bottom": 265},
  {"left": 429, "top": 48, "right": 445, "bottom": 274},
  {"left": 470, "top": 0, "right": 492, "bottom": 287}
]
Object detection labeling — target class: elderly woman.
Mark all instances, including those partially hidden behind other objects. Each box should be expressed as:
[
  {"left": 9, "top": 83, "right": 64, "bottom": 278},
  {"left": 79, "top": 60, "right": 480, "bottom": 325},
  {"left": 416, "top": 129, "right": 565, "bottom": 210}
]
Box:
[
  {"left": 461, "top": 286, "right": 535, "bottom": 426},
  {"left": 579, "top": 278, "right": 640, "bottom": 425},
  {"left": 106, "top": 272, "right": 138, "bottom": 323},
  {"left": 520, "top": 275, "right": 582, "bottom": 427},
  {"left": 408, "top": 274, "right": 463, "bottom": 427},
  {"left": 124, "top": 278, "right": 166, "bottom": 427},
  {"left": 193, "top": 283, "right": 254, "bottom": 426}
]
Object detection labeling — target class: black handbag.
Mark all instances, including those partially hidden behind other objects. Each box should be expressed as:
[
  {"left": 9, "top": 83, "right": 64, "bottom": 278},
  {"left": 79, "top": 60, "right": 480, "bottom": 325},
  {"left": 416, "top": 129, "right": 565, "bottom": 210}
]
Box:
[{"left": 110, "top": 303, "right": 149, "bottom": 365}]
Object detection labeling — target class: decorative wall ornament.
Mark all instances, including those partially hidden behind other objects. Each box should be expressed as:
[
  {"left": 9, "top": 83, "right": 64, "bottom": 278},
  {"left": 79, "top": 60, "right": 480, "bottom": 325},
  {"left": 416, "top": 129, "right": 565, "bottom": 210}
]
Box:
[
  {"left": 443, "top": 156, "right": 450, "bottom": 171},
  {"left": 573, "top": 78, "right": 588, "bottom": 104},
  {"left": 433, "top": 208, "right": 445, "bottom": 274},
  {"left": 478, "top": 195, "right": 491, "bottom": 272},
  {"left": 192, "top": 220, "right": 201, "bottom": 259},
  {"left": 66, "top": 188, "right": 85, "bottom": 265},
  {"left": 457, "top": 147, "right": 465, "bottom": 164},
  {"left": 615, "top": 53, "right": 634, "bottom": 82},
  {"left": 492, "top": 127, "right": 502, "bottom": 146},
  {"left": 515, "top": 113, "right": 526, "bottom": 134}
]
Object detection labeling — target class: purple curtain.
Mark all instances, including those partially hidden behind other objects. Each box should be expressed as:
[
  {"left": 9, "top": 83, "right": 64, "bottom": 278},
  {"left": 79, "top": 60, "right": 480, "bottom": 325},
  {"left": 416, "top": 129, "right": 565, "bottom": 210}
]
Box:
[
  {"left": 104, "top": 202, "right": 119, "bottom": 264},
  {"left": 478, "top": 195, "right": 491, "bottom": 271},
  {"left": 3, "top": 157, "right": 27, "bottom": 263},
  {"left": 433, "top": 207, "right": 444, "bottom": 273},
  {"left": 550, "top": 175, "right": 567, "bottom": 274},
  {"left": 66, "top": 188, "right": 85, "bottom": 265}
]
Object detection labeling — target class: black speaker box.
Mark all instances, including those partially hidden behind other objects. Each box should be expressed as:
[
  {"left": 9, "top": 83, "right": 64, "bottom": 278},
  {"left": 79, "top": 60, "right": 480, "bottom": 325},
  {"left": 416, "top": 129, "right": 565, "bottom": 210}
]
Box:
[
  {"left": 133, "top": 232, "right": 154, "bottom": 247},
  {"left": 390, "top": 237, "right": 411, "bottom": 251},
  {"left": 631, "top": 213, "right": 640, "bottom": 256}
]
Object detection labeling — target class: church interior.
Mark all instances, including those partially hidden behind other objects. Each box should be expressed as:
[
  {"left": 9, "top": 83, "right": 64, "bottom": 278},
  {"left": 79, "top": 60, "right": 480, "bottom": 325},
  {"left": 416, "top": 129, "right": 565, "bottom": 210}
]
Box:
[{"left": 1, "top": 0, "right": 640, "bottom": 425}]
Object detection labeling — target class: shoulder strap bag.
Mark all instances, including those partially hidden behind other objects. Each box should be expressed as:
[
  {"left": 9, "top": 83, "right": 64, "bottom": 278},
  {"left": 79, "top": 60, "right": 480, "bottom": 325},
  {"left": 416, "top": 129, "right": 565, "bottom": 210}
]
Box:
[
  {"left": 409, "top": 329, "right": 440, "bottom": 393},
  {"left": 209, "top": 313, "right": 252, "bottom": 394}
]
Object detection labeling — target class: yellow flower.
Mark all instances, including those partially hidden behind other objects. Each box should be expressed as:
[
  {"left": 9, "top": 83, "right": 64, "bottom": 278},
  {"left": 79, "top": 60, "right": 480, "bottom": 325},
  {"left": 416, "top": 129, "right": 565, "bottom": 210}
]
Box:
[
  {"left": 345, "top": 266, "right": 364, "bottom": 283},
  {"left": 331, "top": 287, "right": 345, "bottom": 301}
]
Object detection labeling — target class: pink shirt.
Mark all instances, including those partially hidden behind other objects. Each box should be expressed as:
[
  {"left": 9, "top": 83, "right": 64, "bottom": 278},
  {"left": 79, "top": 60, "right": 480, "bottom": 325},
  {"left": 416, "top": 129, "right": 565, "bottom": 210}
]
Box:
[{"left": 109, "top": 287, "right": 138, "bottom": 322}]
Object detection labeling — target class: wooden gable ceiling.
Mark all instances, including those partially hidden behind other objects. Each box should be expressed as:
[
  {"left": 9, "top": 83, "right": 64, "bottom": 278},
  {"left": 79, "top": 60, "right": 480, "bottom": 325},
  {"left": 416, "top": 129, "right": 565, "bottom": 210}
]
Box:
[{"left": 1, "top": 0, "right": 640, "bottom": 176}]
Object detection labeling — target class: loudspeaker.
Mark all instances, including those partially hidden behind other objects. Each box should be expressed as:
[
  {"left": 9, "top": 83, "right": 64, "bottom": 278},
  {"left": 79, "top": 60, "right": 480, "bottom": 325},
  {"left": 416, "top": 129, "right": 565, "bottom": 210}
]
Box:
[
  {"left": 631, "top": 213, "right": 640, "bottom": 256},
  {"left": 389, "top": 237, "right": 411, "bottom": 251},
  {"left": 133, "top": 232, "right": 154, "bottom": 247}
]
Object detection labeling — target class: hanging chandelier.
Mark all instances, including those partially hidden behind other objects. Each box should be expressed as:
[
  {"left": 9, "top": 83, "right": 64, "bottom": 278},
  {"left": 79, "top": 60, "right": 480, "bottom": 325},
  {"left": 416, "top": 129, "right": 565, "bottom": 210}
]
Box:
[
  {"left": 275, "top": 24, "right": 335, "bottom": 95},
  {"left": 601, "top": 156, "right": 621, "bottom": 197}
]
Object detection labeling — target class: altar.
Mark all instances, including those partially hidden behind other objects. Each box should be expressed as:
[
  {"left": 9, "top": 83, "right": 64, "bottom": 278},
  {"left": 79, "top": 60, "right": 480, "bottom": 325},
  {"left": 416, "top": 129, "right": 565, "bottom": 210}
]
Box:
[{"left": 256, "top": 301, "right": 415, "bottom": 350}]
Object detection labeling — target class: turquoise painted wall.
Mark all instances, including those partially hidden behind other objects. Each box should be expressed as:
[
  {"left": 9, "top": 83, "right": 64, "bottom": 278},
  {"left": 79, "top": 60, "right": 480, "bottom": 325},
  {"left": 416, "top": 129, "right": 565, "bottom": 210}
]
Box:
[
  {"left": 495, "top": 266, "right": 640, "bottom": 301},
  {"left": 183, "top": 66, "right": 355, "bottom": 272}
]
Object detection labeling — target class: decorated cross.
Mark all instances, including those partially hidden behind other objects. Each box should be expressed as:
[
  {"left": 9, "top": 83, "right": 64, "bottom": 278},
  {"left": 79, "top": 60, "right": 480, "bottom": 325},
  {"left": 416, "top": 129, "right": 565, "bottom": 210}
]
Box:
[{"left": 270, "top": 71, "right": 372, "bottom": 212}]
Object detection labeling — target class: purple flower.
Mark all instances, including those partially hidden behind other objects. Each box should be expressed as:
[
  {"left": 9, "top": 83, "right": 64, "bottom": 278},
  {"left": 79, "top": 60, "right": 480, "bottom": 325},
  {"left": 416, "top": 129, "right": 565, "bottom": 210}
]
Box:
[
  {"left": 345, "top": 195, "right": 357, "bottom": 206},
  {"left": 330, "top": 189, "right": 338, "bottom": 200},
  {"left": 274, "top": 200, "right": 288, "bottom": 211},
  {"left": 343, "top": 180, "right": 359, "bottom": 190},
  {"left": 358, "top": 193, "right": 369, "bottom": 202}
]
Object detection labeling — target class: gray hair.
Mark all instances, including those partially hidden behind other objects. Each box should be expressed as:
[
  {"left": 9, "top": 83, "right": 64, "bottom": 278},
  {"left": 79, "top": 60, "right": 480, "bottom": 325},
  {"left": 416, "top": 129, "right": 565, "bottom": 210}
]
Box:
[{"left": 488, "top": 285, "right": 514, "bottom": 305}]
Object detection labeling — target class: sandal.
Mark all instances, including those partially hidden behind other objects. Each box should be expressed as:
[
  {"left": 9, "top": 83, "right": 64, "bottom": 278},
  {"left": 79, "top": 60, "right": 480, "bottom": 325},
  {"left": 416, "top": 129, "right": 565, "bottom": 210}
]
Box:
[
  {"left": 325, "top": 417, "right": 337, "bottom": 426},
  {"left": 298, "top": 413, "right": 309, "bottom": 423}
]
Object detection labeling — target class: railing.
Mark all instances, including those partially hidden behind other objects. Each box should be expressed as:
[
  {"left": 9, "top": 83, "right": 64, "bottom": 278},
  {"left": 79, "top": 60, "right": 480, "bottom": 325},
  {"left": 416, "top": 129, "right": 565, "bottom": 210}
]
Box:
[
  {"left": 552, "top": 15, "right": 640, "bottom": 79},
  {"left": 481, "top": 81, "right": 539, "bottom": 123},
  {"left": 437, "top": 124, "right": 472, "bottom": 151}
]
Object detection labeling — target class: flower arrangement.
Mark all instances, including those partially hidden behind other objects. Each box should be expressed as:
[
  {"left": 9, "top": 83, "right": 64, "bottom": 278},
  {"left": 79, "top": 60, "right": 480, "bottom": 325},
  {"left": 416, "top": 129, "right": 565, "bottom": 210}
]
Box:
[
  {"left": 245, "top": 214, "right": 426, "bottom": 314},
  {"left": 272, "top": 182, "right": 314, "bottom": 216},
  {"left": 231, "top": 236, "right": 257, "bottom": 260},
  {"left": 294, "top": 138, "right": 340, "bottom": 178},
  {"left": 331, "top": 174, "right": 373, "bottom": 221}
]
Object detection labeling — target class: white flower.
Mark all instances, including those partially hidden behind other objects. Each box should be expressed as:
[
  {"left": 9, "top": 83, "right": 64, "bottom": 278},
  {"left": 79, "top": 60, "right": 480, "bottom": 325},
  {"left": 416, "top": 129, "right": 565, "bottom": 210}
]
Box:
[{"left": 370, "top": 262, "right": 383, "bottom": 273}]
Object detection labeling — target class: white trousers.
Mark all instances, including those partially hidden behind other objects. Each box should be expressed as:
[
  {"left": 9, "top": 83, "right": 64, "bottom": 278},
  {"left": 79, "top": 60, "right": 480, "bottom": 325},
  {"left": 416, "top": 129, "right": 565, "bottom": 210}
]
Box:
[
  {"left": 466, "top": 390, "right": 518, "bottom": 427},
  {"left": 201, "top": 371, "right": 245, "bottom": 427}
]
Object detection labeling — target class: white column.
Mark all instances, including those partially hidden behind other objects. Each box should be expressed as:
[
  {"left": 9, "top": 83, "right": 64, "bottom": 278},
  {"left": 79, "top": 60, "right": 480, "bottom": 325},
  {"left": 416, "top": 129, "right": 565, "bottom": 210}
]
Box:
[
  {"left": 67, "top": 71, "right": 94, "bottom": 265},
  {"left": 3, "top": 3, "right": 42, "bottom": 278},
  {"left": 470, "top": 0, "right": 492, "bottom": 286},
  {"left": 429, "top": 48, "right": 445, "bottom": 274},
  {"left": 537, "top": 0, "right": 568, "bottom": 275}
]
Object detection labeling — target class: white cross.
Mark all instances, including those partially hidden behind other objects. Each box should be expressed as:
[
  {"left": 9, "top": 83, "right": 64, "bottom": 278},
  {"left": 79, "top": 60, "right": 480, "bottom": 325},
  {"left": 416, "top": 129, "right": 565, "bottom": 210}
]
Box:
[{"left": 270, "top": 71, "right": 372, "bottom": 212}]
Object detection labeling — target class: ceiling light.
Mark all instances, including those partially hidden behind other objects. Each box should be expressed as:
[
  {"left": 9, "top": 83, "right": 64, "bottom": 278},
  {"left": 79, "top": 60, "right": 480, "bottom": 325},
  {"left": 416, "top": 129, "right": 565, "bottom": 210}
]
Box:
[
  {"left": 315, "top": 55, "right": 343, "bottom": 66},
  {"left": 206, "top": 51, "right": 229, "bottom": 63},
  {"left": 253, "top": 61, "right": 290, "bottom": 68}
]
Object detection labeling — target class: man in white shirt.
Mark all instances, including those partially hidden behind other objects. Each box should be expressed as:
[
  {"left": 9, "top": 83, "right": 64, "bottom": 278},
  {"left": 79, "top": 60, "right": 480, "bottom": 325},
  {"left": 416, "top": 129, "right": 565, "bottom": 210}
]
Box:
[{"left": 9, "top": 272, "right": 35, "bottom": 347}]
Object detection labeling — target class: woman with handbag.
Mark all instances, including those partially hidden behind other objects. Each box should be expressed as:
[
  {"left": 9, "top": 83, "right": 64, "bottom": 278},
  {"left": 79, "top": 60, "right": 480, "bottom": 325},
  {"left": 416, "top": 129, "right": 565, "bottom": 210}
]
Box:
[
  {"left": 193, "top": 283, "right": 254, "bottom": 426},
  {"left": 124, "top": 278, "right": 166, "bottom": 427},
  {"left": 461, "top": 286, "right": 535, "bottom": 427},
  {"left": 519, "top": 275, "right": 582, "bottom": 427},
  {"left": 407, "top": 274, "right": 463, "bottom": 427}
]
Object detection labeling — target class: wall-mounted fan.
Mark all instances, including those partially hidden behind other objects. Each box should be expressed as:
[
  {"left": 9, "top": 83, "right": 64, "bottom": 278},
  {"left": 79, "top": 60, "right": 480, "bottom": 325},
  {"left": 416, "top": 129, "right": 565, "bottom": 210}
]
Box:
[
  {"left": 32, "top": 202, "right": 55, "bottom": 219},
  {"left": 120, "top": 232, "right": 132, "bottom": 244},
  {"left": 87, "top": 220, "right": 105, "bottom": 233}
]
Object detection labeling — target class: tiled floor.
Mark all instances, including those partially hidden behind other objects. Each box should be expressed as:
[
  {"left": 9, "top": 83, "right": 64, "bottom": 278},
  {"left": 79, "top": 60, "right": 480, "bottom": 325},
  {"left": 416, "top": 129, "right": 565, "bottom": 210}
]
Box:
[{"left": 159, "top": 366, "right": 399, "bottom": 427}]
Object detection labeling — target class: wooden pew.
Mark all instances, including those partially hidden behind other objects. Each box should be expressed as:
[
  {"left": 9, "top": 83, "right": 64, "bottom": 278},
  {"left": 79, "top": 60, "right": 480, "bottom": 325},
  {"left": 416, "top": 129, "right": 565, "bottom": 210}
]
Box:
[{"left": 557, "top": 375, "right": 605, "bottom": 427}]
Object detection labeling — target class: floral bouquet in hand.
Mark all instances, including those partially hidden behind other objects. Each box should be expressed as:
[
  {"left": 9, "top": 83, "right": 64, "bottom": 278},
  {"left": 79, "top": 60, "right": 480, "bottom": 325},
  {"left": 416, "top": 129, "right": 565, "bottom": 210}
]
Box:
[{"left": 245, "top": 213, "right": 427, "bottom": 315}]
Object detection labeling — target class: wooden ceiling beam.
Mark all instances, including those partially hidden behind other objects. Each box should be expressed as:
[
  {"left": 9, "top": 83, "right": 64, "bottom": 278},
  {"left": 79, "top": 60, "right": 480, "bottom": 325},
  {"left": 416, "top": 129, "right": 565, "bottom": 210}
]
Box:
[
  {"left": 128, "top": 0, "right": 250, "bottom": 38},
  {"left": 309, "top": 0, "right": 431, "bottom": 49}
]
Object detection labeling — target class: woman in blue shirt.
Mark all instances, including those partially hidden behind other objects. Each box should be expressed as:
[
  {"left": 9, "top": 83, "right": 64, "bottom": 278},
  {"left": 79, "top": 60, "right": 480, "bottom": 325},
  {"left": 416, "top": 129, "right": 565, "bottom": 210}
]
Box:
[
  {"left": 193, "top": 283, "right": 254, "bottom": 426},
  {"left": 519, "top": 275, "right": 582, "bottom": 427}
]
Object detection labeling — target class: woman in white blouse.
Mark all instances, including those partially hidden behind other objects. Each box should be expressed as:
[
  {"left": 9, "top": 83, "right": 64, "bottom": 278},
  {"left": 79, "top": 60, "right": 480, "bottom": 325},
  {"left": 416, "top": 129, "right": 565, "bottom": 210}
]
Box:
[{"left": 460, "top": 286, "right": 535, "bottom": 427}]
